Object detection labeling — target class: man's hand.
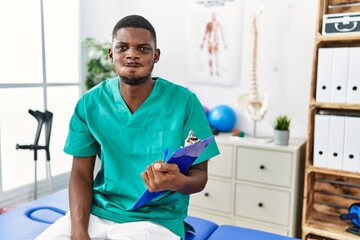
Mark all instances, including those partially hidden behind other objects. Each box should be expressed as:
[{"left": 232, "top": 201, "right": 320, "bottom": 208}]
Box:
[
  {"left": 141, "top": 161, "right": 208, "bottom": 195},
  {"left": 141, "top": 162, "right": 187, "bottom": 193}
]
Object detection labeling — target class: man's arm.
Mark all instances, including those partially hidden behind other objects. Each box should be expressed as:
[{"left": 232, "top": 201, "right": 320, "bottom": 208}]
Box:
[
  {"left": 69, "top": 156, "right": 96, "bottom": 239},
  {"left": 141, "top": 160, "right": 208, "bottom": 194}
]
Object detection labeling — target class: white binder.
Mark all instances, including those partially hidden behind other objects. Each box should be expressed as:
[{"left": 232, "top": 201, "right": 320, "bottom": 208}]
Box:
[
  {"left": 313, "top": 114, "right": 330, "bottom": 168},
  {"left": 327, "top": 115, "right": 345, "bottom": 170},
  {"left": 346, "top": 47, "right": 360, "bottom": 104},
  {"left": 316, "top": 48, "right": 333, "bottom": 102},
  {"left": 343, "top": 116, "right": 360, "bottom": 172},
  {"left": 330, "top": 48, "right": 349, "bottom": 103}
]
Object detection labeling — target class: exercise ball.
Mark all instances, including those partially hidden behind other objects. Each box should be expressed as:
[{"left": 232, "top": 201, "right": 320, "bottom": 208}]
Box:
[{"left": 208, "top": 105, "right": 237, "bottom": 132}]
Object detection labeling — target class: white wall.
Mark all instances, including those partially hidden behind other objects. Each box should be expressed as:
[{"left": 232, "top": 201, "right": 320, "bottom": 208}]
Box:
[{"left": 81, "top": 0, "right": 317, "bottom": 139}]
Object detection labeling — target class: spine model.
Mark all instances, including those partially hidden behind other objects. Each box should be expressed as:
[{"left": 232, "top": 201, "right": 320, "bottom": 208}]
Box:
[{"left": 249, "top": 8, "right": 263, "bottom": 110}]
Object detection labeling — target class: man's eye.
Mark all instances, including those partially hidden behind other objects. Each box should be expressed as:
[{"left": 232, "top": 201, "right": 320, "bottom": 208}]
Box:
[
  {"left": 117, "top": 45, "right": 127, "bottom": 51},
  {"left": 140, "top": 47, "right": 150, "bottom": 52}
]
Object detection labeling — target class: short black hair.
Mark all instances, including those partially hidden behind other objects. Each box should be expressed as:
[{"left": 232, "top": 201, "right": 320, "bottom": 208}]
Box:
[{"left": 112, "top": 15, "right": 157, "bottom": 47}]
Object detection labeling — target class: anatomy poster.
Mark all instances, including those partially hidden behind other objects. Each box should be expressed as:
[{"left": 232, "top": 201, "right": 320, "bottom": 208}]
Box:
[{"left": 186, "top": 0, "right": 243, "bottom": 86}]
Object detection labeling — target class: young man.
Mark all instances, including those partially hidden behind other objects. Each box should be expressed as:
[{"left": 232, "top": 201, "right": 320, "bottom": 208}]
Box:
[{"left": 35, "top": 15, "right": 219, "bottom": 240}]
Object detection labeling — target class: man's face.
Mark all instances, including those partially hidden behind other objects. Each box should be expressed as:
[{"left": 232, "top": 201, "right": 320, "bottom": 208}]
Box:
[{"left": 109, "top": 27, "right": 160, "bottom": 85}]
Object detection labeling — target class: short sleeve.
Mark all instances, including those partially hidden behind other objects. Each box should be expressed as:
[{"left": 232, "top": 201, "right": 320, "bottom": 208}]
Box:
[{"left": 63, "top": 96, "right": 100, "bottom": 157}]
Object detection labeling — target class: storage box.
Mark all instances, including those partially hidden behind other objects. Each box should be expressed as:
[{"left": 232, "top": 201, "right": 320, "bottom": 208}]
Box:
[{"left": 322, "top": 12, "right": 360, "bottom": 35}]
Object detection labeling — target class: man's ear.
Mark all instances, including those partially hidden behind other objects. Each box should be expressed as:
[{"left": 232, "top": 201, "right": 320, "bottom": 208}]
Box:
[
  {"left": 154, "top": 48, "right": 161, "bottom": 63},
  {"left": 108, "top": 48, "right": 113, "bottom": 61}
]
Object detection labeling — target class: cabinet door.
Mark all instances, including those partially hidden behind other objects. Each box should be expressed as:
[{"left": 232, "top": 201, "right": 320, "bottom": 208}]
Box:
[
  {"left": 235, "top": 184, "right": 290, "bottom": 226},
  {"left": 190, "top": 179, "right": 232, "bottom": 213},
  {"left": 209, "top": 144, "right": 233, "bottom": 178},
  {"left": 236, "top": 147, "right": 292, "bottom": 188}
]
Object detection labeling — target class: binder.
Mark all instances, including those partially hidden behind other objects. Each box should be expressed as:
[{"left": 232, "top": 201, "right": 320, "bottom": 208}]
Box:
[
  {"left": 313, "top": 114, "right": 330, "bottom": 168},
  {"left": 343, "top": 116, "right": 360, "bottom": 172},
  {"left": 327, "top": 115, "right": 345, "bottom": 170},
  {"left": 346, "top": 47, "right": 360, "bottom": 104},
  {"left": 330, "top": 47, "right": 349, "bottom": 103},
  {"left": 130, "top": 135, "right": 215, "bottom": 210},
  {"left": 316, "top": 48, "right": 333, "bottom": 102}
]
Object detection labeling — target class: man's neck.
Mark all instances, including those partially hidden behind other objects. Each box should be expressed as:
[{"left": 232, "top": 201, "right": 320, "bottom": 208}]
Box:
[{"left": 119, "top": 78, "right": 155, "bottom": 114}]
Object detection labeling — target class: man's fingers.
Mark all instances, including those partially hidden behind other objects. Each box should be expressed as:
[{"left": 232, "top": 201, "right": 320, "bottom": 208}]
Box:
[
  {"left": 146, "top": 164, "right": 156, "bottom": 180},
  {"left": 153, "top": 162, "right": 178, "bottom": 173},
  {"left": 153, "top": 162, "right": 162, "bottom": 171},
  {"left": 141, "top": 162, "right": 181, "bottom": 192},
  {"left": 141, "top": 165, "right": 156, "bottom": 192}
]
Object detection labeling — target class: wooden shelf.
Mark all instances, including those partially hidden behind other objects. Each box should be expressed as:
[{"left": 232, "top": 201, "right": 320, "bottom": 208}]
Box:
[
  {"left": 303, "top": 207, "right": 360, "bottom": 240},
  {"left": 316, "top": 33, "right": 360, "bottom": 46},
  {"left": 302, "top": 170, "right": 360, "bottom": 239},
  {"left": 302, "top": 2, "right": 360, "bottom": 239},
  {"left": 310, "top": 101, "right": 360, "bottom": 111},
  {"left": 305, "top": 166, "right": 360, "bottom": 179}
]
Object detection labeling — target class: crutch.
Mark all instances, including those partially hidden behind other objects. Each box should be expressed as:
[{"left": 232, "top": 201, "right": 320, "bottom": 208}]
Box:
[
  {"left": 16, "top": 109, "right": 53, "bottom": 199},
  {"left": 43, "top": 110, "right": 53, "bottom": 193}
]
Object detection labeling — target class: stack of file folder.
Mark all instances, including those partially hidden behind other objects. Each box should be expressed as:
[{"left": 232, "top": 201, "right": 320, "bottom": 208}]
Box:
[
  {"left": 316, "top": 47, "right": 360, "bottom": 104},
  {"left": 313, "top": 112, "right": 360, "bottom": 172}
]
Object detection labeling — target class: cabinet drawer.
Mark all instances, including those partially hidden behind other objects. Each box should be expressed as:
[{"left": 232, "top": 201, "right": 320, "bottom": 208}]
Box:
[
  {"left": 235, "top": 184, "right": 290, "bottom": 226},
  {"left": 190, "top": 179, "right": 232, "bottom": 213},
  {"left": 236, "top": 147, "right": 292, "bottom": 187},
  {"left": 209, "top": 144, "right": 233, "bottom": 178}
]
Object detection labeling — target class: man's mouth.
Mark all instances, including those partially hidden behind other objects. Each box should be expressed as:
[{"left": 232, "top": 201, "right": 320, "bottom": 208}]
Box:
[{"left": 123, "top": 62, "right": 142, "bottom": 67}]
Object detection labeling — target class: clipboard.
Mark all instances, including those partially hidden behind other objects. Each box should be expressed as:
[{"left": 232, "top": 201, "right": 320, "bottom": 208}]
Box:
[{"left": 130, "top": 135, "right": 215, "bottom": 210}]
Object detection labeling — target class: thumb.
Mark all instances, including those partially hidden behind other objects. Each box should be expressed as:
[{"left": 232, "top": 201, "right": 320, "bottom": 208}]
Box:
[{"left": 154, "top": 162, "right": 162, "bottom": 170}]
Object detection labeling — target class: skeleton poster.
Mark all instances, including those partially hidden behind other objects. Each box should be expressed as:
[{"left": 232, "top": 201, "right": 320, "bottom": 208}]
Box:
[{"left": 186, "top": 0, "right": 243, "bottom": 86}]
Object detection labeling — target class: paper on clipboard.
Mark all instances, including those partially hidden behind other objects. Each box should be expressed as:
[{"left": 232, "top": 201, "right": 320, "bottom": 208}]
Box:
[{"left": 130, "top": 135, "right": 215, "bottom": 210}]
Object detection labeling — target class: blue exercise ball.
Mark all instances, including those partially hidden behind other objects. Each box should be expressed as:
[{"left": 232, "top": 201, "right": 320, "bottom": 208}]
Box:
[{"left": 208, "top": 105, "right": 237, "bottom": 132}]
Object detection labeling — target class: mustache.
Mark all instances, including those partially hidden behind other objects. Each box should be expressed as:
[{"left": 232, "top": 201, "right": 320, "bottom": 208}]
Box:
[{"left": 123, "top": 62, "right": 143, "bottom": 67}]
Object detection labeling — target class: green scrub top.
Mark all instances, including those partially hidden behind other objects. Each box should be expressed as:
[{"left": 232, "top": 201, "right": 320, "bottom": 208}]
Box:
[{"left": 64, "top": 77, "right": 220, "bottom": 239}]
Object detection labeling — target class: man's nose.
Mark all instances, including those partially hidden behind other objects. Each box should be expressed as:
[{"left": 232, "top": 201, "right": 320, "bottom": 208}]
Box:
[{"left": 126, "top": 47, "right": 139, "bottom": 59}]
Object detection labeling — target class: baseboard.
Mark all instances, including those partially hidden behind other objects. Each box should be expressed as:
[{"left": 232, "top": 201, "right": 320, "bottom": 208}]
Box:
[{"left": 0, "top": 172, "right": 70, "bottom": 208}]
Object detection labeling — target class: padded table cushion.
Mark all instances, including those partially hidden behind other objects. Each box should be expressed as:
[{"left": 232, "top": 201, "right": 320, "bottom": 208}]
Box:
[
  {"left": 0, "top": 189, "right": 218, "bottom": 240},
  {"left": 0, "top": 189, "right": 300, "bottom": 240},
  {"left": 0, "top": 189, "right": 69, "bottom": 240},
  {"left": 185, "top": 216, "right": 218, "bottom": 240},
  {"left": 207, "top": 225, "right": 300, "bottom": 240}
]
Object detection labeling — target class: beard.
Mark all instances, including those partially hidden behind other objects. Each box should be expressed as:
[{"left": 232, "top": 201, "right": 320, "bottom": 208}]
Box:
[
  {"left": 119, "top": 63, "right": 154, "bottom": 86},
  {"left": 120, "top": 74, "right": 150, "bottom": 86}
]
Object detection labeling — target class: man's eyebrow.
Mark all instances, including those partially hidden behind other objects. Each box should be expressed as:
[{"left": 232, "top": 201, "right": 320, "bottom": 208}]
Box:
[
  {"left": 137, "top": 43, "right": 152, "bottom": 47},
  {"left": 114, "top": 42, "right": 153, "bottom": 49},
  {"left": 114, "top": 41, "right": 128, "bottom": 46}
]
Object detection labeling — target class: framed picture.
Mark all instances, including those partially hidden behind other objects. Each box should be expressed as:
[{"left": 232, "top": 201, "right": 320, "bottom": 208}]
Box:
[{"left": 186, "top": 0, "right": 243, "bottom": 86}]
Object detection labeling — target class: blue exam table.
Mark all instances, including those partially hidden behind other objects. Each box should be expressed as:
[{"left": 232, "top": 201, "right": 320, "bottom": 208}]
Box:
[{"left": 0, "top": 189, "right": 299, "bottom": 240}]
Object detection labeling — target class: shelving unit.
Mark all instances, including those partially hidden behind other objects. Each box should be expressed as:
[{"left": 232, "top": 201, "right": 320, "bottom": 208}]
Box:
[{"left": 302, "top": 0, "right": 360, "bottom": 239}]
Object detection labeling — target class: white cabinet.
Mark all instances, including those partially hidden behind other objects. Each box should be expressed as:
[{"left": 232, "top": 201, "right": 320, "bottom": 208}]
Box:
[
  {"left": 191, "top": 178, "right": 232, "bottom": 214},
  {"left": 188, "top": 135, "right": 306, "bottom": 238}
]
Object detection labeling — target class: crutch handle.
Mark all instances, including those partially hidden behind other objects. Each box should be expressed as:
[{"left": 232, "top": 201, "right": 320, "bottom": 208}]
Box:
[
  {"left": 16, "top": 144, "right": 45, "bottom": 151},
  {"left": 16, "top": 144, "right": 31, "bottom": 150}
]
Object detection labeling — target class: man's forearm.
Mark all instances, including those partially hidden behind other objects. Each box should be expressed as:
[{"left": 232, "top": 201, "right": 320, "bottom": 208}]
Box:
[
  {"left": 69, "top": 166, "right": 94, "bottom": 236},
  {"left": 67, "top": 155, "right": 96, "bottom": 240},
  {"left": 176, "top": 161, "right": 208, "bottom": 195}
]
